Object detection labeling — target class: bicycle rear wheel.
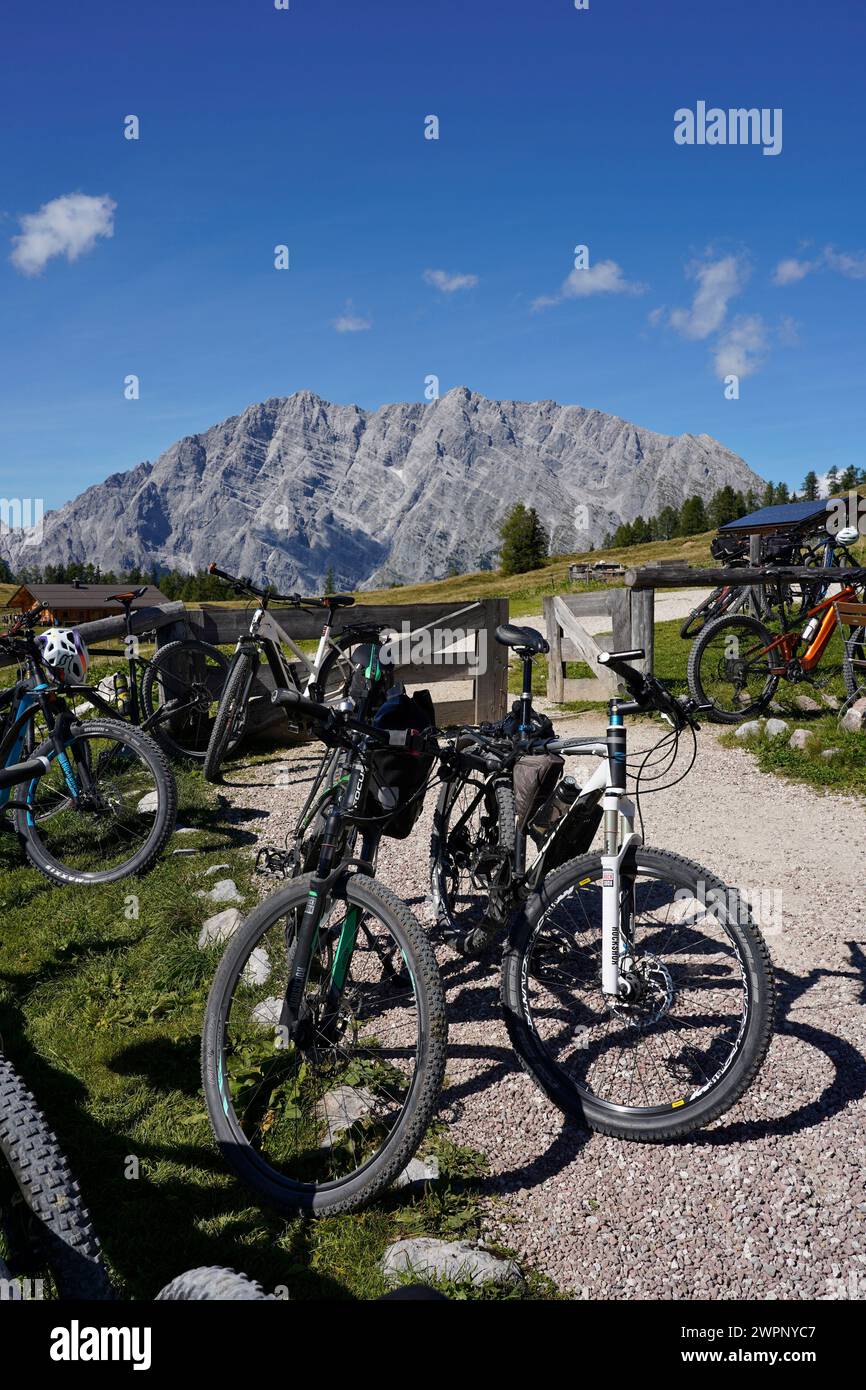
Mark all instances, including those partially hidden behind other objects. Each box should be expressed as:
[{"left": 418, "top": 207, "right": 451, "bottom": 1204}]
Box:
[
  {"left": 502, "top": 848, "right": 774, "bottom": 1140},
  {"left": 14, "top": 719, "right": 177, "bottom": 885},
  {"left": 687, "top": 613, "right": 779, "bottom": 722},
  {"left": 430, "top": 777, "right": 516, "bottom": 938},
  {"left": 201, "top": 874, "right": 447, "bottom": 1214},
  {"left": 140, "top": 638, "right": 229, "bottom": 760}
]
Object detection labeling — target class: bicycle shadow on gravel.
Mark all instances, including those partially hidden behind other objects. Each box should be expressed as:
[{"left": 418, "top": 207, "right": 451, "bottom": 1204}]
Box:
[
  {"left": 432, "top": 951, "right": 598, "bottom": 1191},
  {"left": 695, "top": 955, "right": 866, "bottom": 1146},
  {"left": 434, "top": 951, "right": 866, "bottom": 1197}
]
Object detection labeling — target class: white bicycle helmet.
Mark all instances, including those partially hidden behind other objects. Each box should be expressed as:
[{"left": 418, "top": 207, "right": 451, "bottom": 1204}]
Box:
[{"left": 36, "top": 627, "right": 89, "bottom": 684}]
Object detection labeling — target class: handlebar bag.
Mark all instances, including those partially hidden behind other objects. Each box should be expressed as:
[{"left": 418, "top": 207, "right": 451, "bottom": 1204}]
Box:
[
  {"left": 710, "top": 535, "right": 748, "bottom": 562},
  {"left": 512, "top": 752, "right": 564, "bottom": 830},
  {"left": 365, "top": 684, "right": 436, "bottom": 839}
]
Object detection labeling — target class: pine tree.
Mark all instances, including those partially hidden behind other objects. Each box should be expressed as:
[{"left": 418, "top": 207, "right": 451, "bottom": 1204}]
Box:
[
  {"left": 323, "top": 564, "right": 336, "bottom": 595},
  {"left": 802, "top": 471, "right": 819, "bottom": 501},
  {"left": 679, "top": 495, "right": 708, "bottom": 535},
  {"left": 498, "top": 503, "right": 548, "bottom": 575}
]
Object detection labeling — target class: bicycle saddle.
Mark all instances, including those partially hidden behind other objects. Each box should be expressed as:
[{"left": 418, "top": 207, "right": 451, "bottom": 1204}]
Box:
[
  {"left": 107, "top": 587, "right": 148, "bottom": 605},
  {"left": 322, "top": 594, "right": 356, "bottom": 608},
  {"left": 495, "top": 623, "right": 550, "bottom": 655}
]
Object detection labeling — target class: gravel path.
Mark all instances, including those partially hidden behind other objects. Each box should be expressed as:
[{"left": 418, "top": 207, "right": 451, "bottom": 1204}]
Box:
[{"left": 217, "top": 718, "right": 865, "bottom": 1300}]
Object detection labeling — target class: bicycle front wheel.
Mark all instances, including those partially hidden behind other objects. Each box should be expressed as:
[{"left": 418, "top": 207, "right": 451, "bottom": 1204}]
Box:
[
  {"left": 141, "top": 638, "right": 230, "bottom": 761},
  {"left": 15, "top": 719, "right": 177, "bottom": 885},
  {"left": 202, "top": 874, "right": 447, "bottom": 1215},
  {"left": 202, "top": 648, "right": 255, "bottom": 782},
  {"left": 502, "top": 848, "right": 775, "bottom": 1140}
]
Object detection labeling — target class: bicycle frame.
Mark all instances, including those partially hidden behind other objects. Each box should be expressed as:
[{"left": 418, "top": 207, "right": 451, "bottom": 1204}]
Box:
[
  {"left": 444, "top": 719, "right": 639, "bottom": 998},
  {"left": 280, "top": 747, "right": 381, "bottom": 1042},
  {"left": 0, "top": 682, "right": 80, "bottom": 813},
  {"left": 754, "top": 584, "right": 858, "bottom": 673}
]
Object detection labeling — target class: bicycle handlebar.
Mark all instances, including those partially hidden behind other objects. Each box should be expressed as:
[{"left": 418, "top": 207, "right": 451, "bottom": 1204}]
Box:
[
  {"left": 208, "top": 563, "right": 339, "bottom": 610},
  {"left": 271, "top": 686, "right": 430, "bottom": 752},
  {"left": 0, "top": 754, "right": 50, "bottom": 790}
]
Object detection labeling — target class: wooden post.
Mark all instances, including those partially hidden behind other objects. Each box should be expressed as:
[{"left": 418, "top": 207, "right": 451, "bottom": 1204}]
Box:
[
  {"left": 473, "top": 597, "right": 509, "bottom": 723},
  {"left": 748, "top": 532, "right": 762, "bottom": 616},
  {"left": 544, "top": 594, "right": 565, "bottom": 703},
  {"left": 629, "top": 589, "right": 655, "bottom": 673}
]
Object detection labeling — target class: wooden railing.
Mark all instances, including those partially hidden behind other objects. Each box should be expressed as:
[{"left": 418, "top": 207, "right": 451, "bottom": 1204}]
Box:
[{"left": 27, "top": 597, "right": 511, "bottom": 734}]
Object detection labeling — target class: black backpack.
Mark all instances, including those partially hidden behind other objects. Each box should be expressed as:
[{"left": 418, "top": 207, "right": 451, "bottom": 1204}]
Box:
[{"left": 363, "top": 684, "right": 436, "bottom": 839}]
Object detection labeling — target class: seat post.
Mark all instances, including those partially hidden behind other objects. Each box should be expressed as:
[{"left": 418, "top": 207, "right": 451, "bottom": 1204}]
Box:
[{"left": 519, "top": 651, "right": 534, "bottom": 734}]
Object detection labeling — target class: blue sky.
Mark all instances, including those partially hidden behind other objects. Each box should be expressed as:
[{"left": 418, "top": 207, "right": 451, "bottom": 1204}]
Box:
[{"left": 1, "top": 0, "right": 864, "bottom": 511}]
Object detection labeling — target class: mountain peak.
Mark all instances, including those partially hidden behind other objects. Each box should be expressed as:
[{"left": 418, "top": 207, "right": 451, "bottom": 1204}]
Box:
[{"left": 1, "top": 390, "right": 763, "bottom": 590}]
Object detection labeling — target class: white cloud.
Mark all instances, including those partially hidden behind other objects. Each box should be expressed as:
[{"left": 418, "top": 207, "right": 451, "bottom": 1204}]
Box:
[
  {"left": 422, "top": 268, "right": 479, "bottom": 293},
  {"left": 333, "top": 301, "right": 372, "bottom": 333},
  {"left": 668, "top": 255, "right": 746, "bottom": 339},
  {"left": 777, "top": 313, "right": 800, "bottom": 346},
  {"left": 772, "top": 245, "right": 866, "bottom": 286},
  {"left": 712, "top": 314, "right": 768, "bottom": 380},
  {"left": 772, "top": 256, "right": 813, "bottom": 286},
  {"left": 10, "top": 192, "right": 116, "bottom": 276},
  {"left": 532, "top": 258, "right": 645, "bottom": 310},
  {"left": 823, "top": 246, "right": 866, "bottom": 280}
]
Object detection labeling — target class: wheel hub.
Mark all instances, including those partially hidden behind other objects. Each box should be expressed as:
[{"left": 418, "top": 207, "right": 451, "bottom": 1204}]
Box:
[{"left": 611, "top": 954, "right": 674, "bottom": 1027}]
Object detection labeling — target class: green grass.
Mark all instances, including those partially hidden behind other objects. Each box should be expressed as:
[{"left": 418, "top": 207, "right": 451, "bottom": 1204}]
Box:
[{"left": 0, "top": 758, "right": 553, "bottom": 1300}]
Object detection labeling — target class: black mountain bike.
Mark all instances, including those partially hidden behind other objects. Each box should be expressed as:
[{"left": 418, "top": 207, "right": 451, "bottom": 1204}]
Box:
[
  {"left": 431, "top": 623, "right": 588, "bottom": 950},
  {"left": 80, "top": 586, "right": 230, "bottom": 761},
  {"left": 0, "top": 611, "right": 177, "bottom": 885},
  {"left": 202, "top": 565, "right": 389, "bottom": 782},
  {"left": 201, "top": 685, "right": 447, "bottom": 1215}
]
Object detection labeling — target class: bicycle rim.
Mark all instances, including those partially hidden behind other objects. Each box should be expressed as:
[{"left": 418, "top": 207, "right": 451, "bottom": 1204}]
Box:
[
  {"left": 206, "top": 880, "right": 435, "bottom": 1204},
  {"left": 508, "top": 852, "right": 770, "bottom": 1126},
  {"left": 20, "top": 726, "right": 167, "bottom": 877}
]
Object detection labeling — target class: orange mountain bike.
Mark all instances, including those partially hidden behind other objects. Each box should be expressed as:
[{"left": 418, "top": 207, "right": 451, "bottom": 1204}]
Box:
[{"left": 687, "top": 567, "right": 866, "bottom": 722}]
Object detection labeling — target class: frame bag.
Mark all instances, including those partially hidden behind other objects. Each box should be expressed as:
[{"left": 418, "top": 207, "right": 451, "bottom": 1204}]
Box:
[{"left": 365, "top": 684, "right": 436, "bottom": 839}]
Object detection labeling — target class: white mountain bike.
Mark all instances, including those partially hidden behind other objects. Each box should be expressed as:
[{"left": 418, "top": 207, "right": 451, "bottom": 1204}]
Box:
[{"left": 202, "top": 565, "right": 387, "bottom": 781}]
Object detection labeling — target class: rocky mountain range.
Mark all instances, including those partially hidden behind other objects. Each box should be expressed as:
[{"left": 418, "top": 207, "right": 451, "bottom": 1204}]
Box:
[{"left": 3, "top": 387, "right": 764, "bottom": 590}]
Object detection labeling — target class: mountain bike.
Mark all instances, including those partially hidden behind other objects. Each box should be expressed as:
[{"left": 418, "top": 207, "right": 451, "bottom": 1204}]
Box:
[
  {"left": 0, "top": 612, "right": 177, "bottom": 884},
  {"left": 500, "top": 652, "right": 775, "bottom": 1139},
  {"left": 0, "top": 1043, "right": 111, "bottom": 1301},
  {"left": 433, "top": 640, "right": 774, "bottom": 1139},
  {"left": 202, "top": 565, "right": 388, "bottom": 781},
  {"left": 687, "top": 566, "right": 866, "bottom": 722},
  {"left": 80, "top": 586, "right": 230, "bottom": 760},
  {"left": 678, "top": 527, "right": 860, "bottom": 639},
  {"left": 201, "top": 685, "right": 447, "bottom": 1214}
]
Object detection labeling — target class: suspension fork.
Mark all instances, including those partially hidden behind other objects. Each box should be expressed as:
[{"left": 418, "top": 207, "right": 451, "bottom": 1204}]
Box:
[{"left": 599, "top": 707, "right": 641, "bottom": 999}]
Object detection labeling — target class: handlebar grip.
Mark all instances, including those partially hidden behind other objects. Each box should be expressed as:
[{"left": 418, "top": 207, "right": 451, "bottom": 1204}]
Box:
[
  {"left": 271, "top": 687, "right": 333, "bottom": 723},
  {"left": 0, "top": 755, "right": 50, "bottom": 790}
]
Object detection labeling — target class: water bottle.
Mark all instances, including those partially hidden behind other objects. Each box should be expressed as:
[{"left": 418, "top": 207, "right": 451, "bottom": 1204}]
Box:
[
  {"left": 528, "top": 775, "right": 580, "bottom": 843},
  {"left": 113, "top": 670, "right": 131, "bottom": 716}
]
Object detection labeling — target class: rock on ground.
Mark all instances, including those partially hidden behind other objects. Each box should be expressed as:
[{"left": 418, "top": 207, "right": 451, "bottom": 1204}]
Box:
[
  {"left": 196, "top": 878, "right": 243, "bottom": 904},
  {"left": 198, "top": 907, "right": 243, "bottom": 949},
  {"left": 381, "top": 1238, "right": 523, "bottom": 1288}
]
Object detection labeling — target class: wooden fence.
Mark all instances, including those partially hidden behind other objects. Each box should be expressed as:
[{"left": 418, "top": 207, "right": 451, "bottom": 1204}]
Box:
[
  {"left": 18, "top": 597, "right": 510, "bottom": 735},
  {"left": 543, "top": 588, "right": 654, "bottom": 700}
]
